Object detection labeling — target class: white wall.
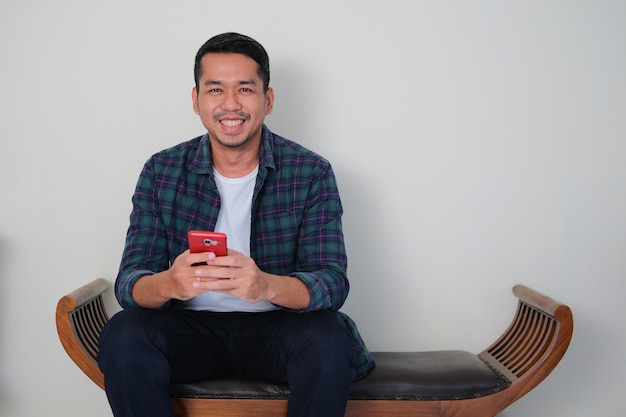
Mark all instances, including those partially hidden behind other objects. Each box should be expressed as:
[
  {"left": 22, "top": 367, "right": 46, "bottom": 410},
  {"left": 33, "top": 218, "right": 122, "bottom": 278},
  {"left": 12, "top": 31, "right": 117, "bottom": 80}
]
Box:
[{"left": 1, "top": 1, "right": 624, "bottom": 416}]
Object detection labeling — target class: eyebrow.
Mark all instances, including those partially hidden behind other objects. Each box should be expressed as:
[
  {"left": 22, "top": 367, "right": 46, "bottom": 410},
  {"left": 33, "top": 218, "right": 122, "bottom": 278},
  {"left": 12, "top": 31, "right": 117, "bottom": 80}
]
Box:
[{"left": 202, "top": 79, "right": 258, "bottom": 87}]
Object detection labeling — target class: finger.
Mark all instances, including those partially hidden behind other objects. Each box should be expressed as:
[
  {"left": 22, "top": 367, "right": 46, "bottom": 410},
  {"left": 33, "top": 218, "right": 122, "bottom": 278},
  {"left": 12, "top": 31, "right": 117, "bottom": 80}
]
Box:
[
  {"left": 189, "top": 251, "right": 217, "bottom": 266},
  {"left": 192, "top": 275, "right": 202, "bottom": 289}
]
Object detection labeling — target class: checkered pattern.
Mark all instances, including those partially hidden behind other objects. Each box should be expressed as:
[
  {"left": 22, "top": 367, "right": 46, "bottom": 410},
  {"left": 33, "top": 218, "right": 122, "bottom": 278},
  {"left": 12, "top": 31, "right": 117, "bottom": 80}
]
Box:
[{"left": 114, "top": 126, "right": 374, "bottom": 378}]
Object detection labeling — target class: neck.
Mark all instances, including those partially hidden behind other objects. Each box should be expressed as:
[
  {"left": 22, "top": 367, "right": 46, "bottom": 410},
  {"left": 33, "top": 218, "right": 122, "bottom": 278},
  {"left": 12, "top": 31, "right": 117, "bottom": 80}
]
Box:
[{"left": 211, "top": 138, "right": 260, "bottom": 178}]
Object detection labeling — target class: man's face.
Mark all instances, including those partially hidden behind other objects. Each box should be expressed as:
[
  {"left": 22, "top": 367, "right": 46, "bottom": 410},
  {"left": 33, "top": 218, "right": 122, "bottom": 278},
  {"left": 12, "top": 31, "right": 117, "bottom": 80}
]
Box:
[{"left": 192, "top": 53, "right": 274, "bottom": 149}]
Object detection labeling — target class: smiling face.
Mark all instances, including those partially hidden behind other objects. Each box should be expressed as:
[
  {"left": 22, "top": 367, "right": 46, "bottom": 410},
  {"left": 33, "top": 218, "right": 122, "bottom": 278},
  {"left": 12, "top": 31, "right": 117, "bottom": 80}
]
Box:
[{"left": 192, "top": 53, "right": 274, "bottom": 150}]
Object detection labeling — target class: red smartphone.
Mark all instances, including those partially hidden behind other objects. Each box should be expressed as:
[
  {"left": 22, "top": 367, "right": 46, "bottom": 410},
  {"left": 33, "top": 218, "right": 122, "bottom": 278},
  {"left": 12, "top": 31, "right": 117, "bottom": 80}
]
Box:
[{"left": 188, "top": 231, "right": 228, "bottom": 257}]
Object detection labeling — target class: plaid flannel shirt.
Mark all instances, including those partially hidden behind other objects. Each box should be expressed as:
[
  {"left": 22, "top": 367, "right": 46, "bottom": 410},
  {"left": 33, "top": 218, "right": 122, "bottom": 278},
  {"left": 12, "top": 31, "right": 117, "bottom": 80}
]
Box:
[{"left": 114, "top": 126, "right": 374, "bottom": 379}]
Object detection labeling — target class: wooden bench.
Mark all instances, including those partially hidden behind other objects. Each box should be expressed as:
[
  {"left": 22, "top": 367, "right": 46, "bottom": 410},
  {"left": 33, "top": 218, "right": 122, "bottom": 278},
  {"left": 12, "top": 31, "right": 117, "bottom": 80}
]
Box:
[{"left": 56, "top": 279, "right": 573, "bottom": 417}]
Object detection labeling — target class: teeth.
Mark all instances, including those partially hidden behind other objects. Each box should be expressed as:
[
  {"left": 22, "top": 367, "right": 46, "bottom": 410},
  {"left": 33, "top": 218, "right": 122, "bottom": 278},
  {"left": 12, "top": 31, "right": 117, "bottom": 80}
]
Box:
[{"left": 221, "top": 120, "right": 243, "bottom": 126}]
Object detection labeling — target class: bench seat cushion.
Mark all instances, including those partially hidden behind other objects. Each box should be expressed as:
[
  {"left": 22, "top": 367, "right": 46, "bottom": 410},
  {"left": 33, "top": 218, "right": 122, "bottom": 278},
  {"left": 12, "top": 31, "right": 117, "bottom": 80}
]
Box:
[{"left": 170, "top": 350, "right": 510, "bottom": 401}]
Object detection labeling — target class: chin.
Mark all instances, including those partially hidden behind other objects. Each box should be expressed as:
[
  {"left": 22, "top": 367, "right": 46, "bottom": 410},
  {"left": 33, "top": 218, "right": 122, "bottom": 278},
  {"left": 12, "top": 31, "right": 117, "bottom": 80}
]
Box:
[{"left": 215, "top": 135, "right": 252, "bottom": 149}]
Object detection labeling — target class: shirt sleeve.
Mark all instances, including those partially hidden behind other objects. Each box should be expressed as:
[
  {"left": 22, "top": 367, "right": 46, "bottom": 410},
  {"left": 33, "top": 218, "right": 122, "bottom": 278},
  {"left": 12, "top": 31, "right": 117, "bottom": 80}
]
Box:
[
  {"left": 114, "top": 161, "right": 170, "bottom": 308},
  {"left": 288, "top": 163, "right": 350, "bottom": 313}
]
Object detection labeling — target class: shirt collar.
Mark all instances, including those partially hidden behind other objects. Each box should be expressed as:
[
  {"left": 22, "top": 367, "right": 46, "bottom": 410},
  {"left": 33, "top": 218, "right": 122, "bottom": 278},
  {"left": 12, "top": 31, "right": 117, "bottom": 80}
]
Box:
[{"left": 189, "top": 125, "right": 276, "bottom": 175}]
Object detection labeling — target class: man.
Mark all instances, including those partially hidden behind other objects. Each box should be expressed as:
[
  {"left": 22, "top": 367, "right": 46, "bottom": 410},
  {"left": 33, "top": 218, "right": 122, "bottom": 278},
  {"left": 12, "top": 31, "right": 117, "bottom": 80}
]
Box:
[{"left": 97, "top": 32, "right": 374, "bottom": 417}]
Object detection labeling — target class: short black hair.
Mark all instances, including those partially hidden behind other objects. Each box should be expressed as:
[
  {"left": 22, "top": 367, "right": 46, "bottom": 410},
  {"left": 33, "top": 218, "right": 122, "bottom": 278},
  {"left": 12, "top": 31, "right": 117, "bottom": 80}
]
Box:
[{"left": 194, "top": 32, "right": 270, "bottom": 93}]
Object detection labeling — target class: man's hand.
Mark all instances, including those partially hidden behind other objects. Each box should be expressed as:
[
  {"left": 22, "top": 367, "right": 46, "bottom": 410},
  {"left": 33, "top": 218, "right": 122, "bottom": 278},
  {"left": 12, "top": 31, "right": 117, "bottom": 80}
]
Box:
[
  {"left": 193, "top": 249, "right": 310, "bottom": 310},
  {"left": 131, "top": 250, "right": 219, "bottom": 309},
  {"left": 132, "top": 249, "right": 311, "bottom": 310}
]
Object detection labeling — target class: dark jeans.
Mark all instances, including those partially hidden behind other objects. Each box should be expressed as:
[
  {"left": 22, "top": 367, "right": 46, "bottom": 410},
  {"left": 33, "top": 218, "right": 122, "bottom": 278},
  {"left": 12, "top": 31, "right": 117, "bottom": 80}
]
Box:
[{"left": 97, "top": 308, "right": 356, "bottom": 417}]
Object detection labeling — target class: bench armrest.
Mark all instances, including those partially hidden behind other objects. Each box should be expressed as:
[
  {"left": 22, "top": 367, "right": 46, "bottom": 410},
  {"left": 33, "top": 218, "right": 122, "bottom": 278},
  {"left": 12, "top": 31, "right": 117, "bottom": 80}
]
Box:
[
  {"left": 56, "top": 278, "right": 110, "bottom": 389},
  {"left": 477, "top": 284, "right": 574, "bottom": 410}
]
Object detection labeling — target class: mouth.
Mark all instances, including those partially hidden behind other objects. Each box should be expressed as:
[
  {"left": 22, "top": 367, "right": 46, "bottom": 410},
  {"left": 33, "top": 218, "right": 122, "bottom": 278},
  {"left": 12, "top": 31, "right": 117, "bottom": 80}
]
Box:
[{"left": 220, "top": 119, "right": 245, "bottom": 127}]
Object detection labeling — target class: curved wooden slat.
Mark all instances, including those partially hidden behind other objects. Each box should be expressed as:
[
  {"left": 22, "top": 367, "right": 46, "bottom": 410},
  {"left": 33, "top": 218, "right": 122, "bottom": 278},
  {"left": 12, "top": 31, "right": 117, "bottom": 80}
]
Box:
[{"left": 55, "top": 278, "right": 109, "bottom": 390}]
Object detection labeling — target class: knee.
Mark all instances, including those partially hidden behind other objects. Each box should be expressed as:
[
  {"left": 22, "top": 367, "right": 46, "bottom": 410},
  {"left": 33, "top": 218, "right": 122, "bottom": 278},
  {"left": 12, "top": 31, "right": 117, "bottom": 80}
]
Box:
[
  {"left": 97, "top": 308, "right": 165, "bottom": 370},
  {"left": 293, "top": 311, "right": 355, "bottom": 366},
  {"left": 99, "top": 308, "right": 161, "bottom": 348}
]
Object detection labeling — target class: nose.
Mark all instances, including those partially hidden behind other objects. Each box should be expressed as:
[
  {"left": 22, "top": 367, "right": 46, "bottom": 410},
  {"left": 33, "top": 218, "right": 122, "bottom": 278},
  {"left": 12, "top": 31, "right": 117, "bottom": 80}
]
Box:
[{"left": 221, "top": 90, "right": 242, "bottom": 111}]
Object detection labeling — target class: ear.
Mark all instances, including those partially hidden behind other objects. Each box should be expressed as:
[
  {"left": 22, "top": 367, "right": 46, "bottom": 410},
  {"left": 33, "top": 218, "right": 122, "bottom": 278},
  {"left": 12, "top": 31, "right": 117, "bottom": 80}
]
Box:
[
  {"left": 265, "top": 87, "right": 274, "bottom": 115},
  {"left": 192, "top": 87, "right": 200, "bottom": 115}
]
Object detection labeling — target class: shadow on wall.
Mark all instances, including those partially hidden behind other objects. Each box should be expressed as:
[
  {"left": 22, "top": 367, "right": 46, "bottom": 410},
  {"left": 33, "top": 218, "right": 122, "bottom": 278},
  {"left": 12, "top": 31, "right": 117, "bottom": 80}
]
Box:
[
  {"left": 263, "top": 59, "right": 319, "bottom": 148},
  {"left": 0, "top": 236, "right": 14, "bottom": 411}
]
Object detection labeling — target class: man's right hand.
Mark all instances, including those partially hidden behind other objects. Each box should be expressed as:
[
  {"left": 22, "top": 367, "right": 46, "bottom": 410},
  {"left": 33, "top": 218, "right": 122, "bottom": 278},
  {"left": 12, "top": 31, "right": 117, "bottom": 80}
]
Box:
[{"left": 131, "top": 250, "right": 218, "bottom": 308}]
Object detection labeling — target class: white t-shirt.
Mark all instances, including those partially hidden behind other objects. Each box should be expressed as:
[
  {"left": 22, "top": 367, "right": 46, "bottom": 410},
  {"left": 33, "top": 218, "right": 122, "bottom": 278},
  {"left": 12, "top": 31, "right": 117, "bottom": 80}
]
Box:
[{"left": 184, "top": 166, "right": 278, "bottom": 312}]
